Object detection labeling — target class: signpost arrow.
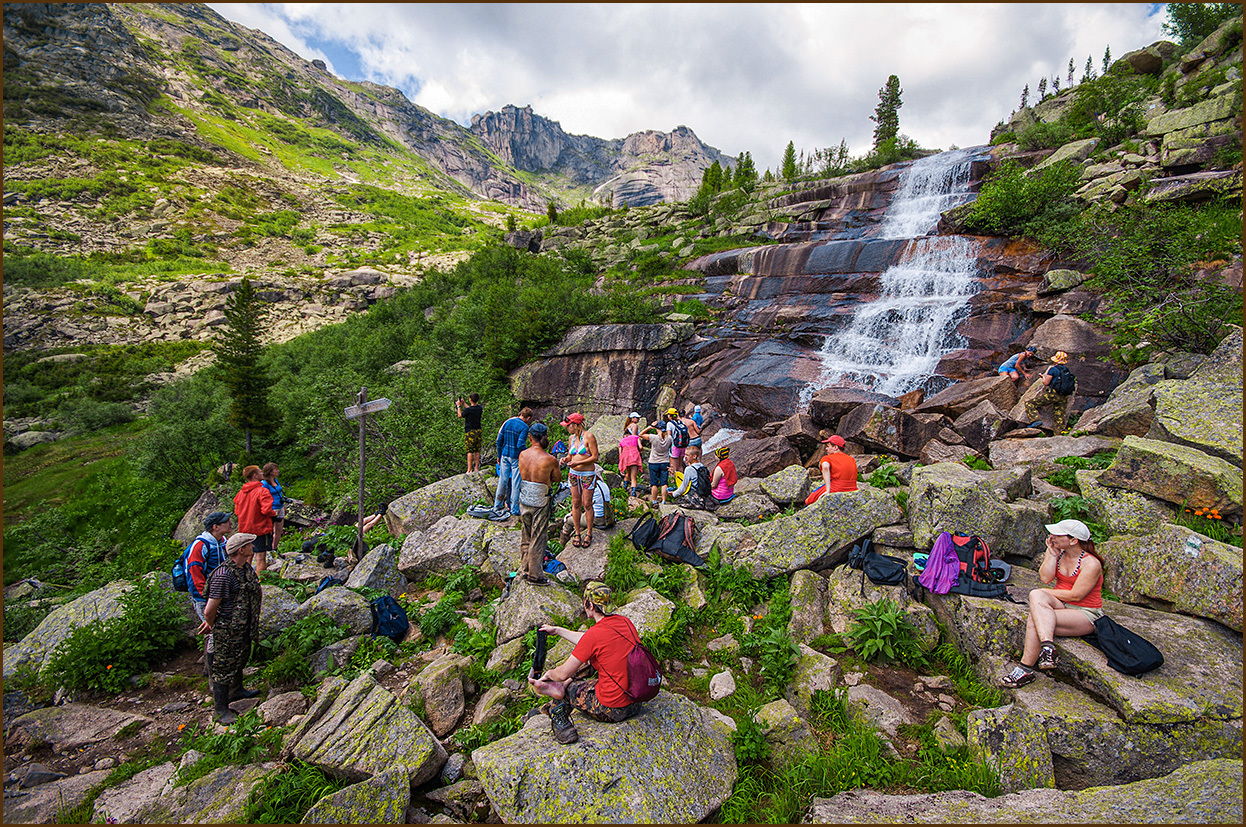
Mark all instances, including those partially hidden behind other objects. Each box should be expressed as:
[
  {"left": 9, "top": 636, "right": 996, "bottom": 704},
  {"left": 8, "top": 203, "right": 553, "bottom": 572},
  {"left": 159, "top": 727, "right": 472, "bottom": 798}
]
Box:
[{"left": 344, "top": 398, "right": 391, "bottom": 419}]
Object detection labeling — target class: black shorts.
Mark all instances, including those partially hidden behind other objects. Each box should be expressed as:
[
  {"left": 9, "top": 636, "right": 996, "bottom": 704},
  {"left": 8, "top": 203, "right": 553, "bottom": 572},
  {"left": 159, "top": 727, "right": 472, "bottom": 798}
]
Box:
[{"left": 252, "top": 533, "right": 273, "bottom": 555}]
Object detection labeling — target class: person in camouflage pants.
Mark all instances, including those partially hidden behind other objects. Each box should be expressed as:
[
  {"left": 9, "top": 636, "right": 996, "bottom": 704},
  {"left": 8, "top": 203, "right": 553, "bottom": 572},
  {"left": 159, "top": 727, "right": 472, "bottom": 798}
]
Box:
[
  {"left": 198, "top": 532, "right": 264, "bottom": 724},
  {"left": 1024, "top": 350, "right": 1074, "bottom": 433}
]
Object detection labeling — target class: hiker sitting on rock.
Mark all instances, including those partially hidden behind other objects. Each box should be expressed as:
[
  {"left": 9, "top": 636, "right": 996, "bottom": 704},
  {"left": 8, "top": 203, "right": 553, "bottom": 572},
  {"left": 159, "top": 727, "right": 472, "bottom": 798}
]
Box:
[
  {"left": 528, "top": 582, "right": 645, "bottom": 744},
  {"left": 999, "top": 519, "right": 1103, "bottom": 689}
]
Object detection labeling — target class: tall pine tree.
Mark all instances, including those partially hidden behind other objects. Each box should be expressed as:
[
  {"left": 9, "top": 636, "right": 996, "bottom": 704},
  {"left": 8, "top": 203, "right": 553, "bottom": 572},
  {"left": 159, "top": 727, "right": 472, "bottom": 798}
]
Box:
[
  {"left": 780, "top": 141, "right": 798, "bottom": 180},
  {"left": 215, "top": 278, "right": 281, "bottom": 454},
  {"left": 870, "top": 75, "right": 903, "bottom": 149}
]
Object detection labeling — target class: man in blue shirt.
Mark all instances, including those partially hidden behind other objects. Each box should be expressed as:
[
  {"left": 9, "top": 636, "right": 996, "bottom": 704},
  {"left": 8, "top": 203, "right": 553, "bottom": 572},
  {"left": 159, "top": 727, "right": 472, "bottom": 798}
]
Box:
[{"left": 493, "top": 407, "right": 535, "bottom": 517}]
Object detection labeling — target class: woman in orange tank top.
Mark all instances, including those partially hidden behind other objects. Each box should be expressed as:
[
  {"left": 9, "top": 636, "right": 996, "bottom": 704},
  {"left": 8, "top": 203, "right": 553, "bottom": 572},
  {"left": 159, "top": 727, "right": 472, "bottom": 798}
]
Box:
[{"left": 999, "top": 518, "right": 1103, "bottom": 689}]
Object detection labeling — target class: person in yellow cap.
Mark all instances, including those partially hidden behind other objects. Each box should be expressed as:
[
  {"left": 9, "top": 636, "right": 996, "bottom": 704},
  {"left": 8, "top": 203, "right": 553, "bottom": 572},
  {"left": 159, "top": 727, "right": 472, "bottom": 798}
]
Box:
[
  {"left": 527, "top": 581, "right": 646, "bottom": 744},
  {"left": 1024, "top": 351, "right": 1076, "bottom": 433}
]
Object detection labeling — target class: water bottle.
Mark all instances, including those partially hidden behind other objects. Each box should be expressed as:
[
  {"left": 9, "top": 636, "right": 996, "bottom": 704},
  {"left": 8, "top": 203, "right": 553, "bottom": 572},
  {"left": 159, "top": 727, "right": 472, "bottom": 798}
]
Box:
[{"left": 1184, "top": 535, "right": 1203, "bottom": 558}]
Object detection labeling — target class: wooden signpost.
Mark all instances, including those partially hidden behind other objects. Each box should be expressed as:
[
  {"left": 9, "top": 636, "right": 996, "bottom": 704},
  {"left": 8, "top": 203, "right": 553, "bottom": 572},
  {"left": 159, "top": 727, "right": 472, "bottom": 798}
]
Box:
[{"left": 344, "top": 387, "right": 392, "bottom": 559}]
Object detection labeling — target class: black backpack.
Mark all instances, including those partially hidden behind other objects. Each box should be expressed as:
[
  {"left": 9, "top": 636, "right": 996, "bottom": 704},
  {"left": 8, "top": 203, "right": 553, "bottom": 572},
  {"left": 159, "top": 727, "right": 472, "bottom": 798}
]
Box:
[
  {"left": 1081, "top": 615, "right": 1164, "bottom": 676},
  {"left": 694, "top": 466, "right": 712, "bottom": 498},
  {"left": 848, "top": 537, "right": 908, "bottom": 595},
  {"left": 670, "top": 420, "right": 690, "bottom": 449},
  {"left": 653, "top": 514, "right": 704, "bottom": 567},
  {"left": 629, "top": 514, "right": 660, "bottom": 551},
  {"left": 1050, "top": 364, "right": 1076, "bottom": 396},
  {"left": 370, "top": 595, "right": 410, "bottom": 644}
]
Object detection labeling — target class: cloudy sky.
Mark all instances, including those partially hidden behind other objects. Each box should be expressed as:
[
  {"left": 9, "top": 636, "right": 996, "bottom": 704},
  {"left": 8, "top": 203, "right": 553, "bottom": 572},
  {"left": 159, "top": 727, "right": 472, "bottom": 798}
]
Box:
[{"left": 209, "top": 3, "right": 1169, "bottom": 171}]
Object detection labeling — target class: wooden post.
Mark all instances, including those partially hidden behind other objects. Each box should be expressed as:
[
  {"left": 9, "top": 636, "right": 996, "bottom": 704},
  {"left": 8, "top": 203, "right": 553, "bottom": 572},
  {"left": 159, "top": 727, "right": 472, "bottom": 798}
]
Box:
[{"left": 343, "top": 388, "right": 393, "bottom": 562}]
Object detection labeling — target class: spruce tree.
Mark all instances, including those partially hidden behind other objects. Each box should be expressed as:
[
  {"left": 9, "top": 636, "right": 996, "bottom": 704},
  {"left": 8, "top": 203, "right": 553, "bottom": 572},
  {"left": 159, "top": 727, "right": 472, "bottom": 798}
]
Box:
[
  {"left": 215, "top": 277, "right": 281, "bottom": 454},
  {"left": 870, "top": 75, "right": 903, "bottom": 149},
  {"left": 1102, "top": 45, "right": 1111, "bottom": 74},
  {"left": 780, "top": 141, "right": 798, "bottom": 180},
  {"left": 1038, "top": 77, "right": 1048, "bottom": 99},
  {"left": 547, "top": 201, "right": 558, "bottom": 223},
  {"left": 734, "top": 151, "right": 758, "bottom": 190},
  {"left": 1020, "top": 83, "right": 1030, "bottom": 109},
  {"left": 1067, "top": 58, "right": 1075, "bottom": 87},
  {"left": 1083, "top": 55, "right": 1095, "bottom": 82}
]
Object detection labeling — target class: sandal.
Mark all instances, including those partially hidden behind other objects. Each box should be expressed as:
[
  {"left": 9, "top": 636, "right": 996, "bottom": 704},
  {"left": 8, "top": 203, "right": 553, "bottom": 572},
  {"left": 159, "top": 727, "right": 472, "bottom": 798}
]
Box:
[
  {"left": 572, "top": 537, "right": 588, "bottom": 548},
  {"left": 998, "top": 665, "right": 1038, "bottom": 689}
]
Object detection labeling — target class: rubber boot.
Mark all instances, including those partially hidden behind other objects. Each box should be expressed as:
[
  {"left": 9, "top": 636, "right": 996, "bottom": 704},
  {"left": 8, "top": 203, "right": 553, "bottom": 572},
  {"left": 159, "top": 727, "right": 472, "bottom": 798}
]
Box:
[
  {"left": 212, "top": 682, "right": 238, "bottom": 725},
  {"left": 548, "top": 700, "right": 579, "bottom": 744},
  {"left": 229, "top": 672, "right": 261, "bottom": 701}
]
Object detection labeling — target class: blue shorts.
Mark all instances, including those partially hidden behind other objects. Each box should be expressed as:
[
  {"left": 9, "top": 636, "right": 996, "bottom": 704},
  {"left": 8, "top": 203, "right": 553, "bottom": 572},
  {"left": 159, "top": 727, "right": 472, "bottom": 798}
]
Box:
[{"left": 648, "top": 463, "right": 670, "bottom": 488}]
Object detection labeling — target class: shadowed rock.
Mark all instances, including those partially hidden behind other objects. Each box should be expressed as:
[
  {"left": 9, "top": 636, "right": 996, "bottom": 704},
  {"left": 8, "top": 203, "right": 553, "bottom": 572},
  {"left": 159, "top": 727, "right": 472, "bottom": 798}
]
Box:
[
  {"left": 136, "top": 762, "right": 282, "bottom": 823},
  {"left": 809, "top": 388, "right": 899, "bottom": 428}
]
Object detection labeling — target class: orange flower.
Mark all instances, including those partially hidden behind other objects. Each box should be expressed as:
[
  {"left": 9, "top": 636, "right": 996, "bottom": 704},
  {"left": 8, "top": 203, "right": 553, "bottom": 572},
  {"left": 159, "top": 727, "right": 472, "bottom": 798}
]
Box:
[
  {"left": 178, "top": 724, "right": 186, "bottom": 731},
  {"left": 106, "top": 664, "right": 113, "bottom": 670}
]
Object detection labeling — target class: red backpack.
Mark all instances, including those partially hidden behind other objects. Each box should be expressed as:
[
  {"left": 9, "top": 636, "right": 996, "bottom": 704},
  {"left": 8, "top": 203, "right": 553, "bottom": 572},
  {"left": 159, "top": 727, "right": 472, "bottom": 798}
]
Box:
[{"left": 950, "top": 533, "right": 1000, "bottom": 583}]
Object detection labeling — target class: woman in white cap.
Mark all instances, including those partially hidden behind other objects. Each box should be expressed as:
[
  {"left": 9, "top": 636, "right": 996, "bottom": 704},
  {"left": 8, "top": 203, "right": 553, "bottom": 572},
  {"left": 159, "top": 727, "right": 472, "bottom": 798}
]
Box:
[
  {"left": 999, "top": 519, "right": 1103, "bottom": 688},
  {"left": 618, "top": 412, "right": 643, "bottom": 495}
]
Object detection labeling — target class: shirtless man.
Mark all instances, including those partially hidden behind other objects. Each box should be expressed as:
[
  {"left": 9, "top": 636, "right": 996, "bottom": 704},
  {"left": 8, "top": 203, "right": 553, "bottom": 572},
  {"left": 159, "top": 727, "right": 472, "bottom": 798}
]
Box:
[{"left": 517, "top": 423, "right": 562, "bottom": 585}]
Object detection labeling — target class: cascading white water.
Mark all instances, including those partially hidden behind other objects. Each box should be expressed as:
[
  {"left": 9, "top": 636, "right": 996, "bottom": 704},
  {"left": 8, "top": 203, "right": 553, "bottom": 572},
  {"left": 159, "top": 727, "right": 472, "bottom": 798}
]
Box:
[{"left": 801, "top": 148, "right": 983, "bottom": 401}]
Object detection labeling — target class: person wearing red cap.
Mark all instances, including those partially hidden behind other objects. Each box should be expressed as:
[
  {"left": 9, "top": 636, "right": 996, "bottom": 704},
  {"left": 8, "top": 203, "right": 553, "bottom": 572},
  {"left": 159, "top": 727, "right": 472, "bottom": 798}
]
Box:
[
  {"left": 559, "top": 412, "right": 599, "bottom": 547},
  {"left": 804, "top": 430, "right": 858, "bottom": 505}
]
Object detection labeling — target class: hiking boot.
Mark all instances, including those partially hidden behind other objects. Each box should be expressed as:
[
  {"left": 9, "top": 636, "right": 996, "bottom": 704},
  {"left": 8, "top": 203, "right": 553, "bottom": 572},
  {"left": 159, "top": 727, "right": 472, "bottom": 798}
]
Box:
[
  {"left": 522, "top": 573, "right": 550, "bottom": 586},
  {"left": 230, "top": 674, "right": 262, "bottom": 701},
  {"left": 548, "top": 700, "right": 579, "bottom": 744},
  {"left": 998, "top": 665, "right": 1037, "bottom": 689},
  {"left": 1037, "top": 642, "right": 1059, "bottom": 672},
  {"left": 212, "top": 682, "right": 238, "bottom": 725}
]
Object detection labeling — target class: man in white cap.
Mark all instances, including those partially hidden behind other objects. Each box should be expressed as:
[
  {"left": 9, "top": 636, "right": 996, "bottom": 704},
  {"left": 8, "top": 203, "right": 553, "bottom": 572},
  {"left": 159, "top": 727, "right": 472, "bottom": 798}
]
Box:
[{"left": 198, "top": 532, "right": 264, "bottom": 724}]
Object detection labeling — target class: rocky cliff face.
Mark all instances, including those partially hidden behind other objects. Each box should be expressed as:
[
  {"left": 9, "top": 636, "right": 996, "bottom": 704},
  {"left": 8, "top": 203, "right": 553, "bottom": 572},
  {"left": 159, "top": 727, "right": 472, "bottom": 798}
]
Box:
[{"left": 471, "top": 105, "right": 730, "bottom": 206}]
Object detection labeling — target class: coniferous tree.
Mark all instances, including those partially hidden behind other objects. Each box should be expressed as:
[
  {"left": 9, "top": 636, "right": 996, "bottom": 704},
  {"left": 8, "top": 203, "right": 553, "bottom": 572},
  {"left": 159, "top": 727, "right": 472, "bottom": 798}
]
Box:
[
  {"left": 1067, "top": 58, "right": 1076, "bottom": 87},
  {"left": 215, "top": 278, "right": 280, "bottom": 454},
  {"left": 1083, "top": 55, "right": 1095, "bottom": 82},
  {"left": 870, "top": 75, "right": 903, "bottom": 149},
  {"left": 1038, "top": 77, "right": 1048, "bottom": 99},
  {"left": 762, "top": 168, "right": 774, "bottom": 183},
  {"left": 722, "top": 164, "right": 732, "bottom": 187},
  {"left": 1020, "top": 83, "right": 1030, "bottom": 109},
  {"left": 1052, "top": 75, "right": 1061, "bottom": 93},
  {"left": 1102, "top": 45, "right": 1111, "bottom": 74},
  {"left": 780, "top": 141, "right": 798, "bottom": 180},
  {"left": 547, "top": 201, "right": 558, "bottom": 223},
  {"left": 734, "top": 151, "right": 758, "bottom": 190},
  {"left": 1162, "top": 2, "right": 1239, "bottom": 46}
]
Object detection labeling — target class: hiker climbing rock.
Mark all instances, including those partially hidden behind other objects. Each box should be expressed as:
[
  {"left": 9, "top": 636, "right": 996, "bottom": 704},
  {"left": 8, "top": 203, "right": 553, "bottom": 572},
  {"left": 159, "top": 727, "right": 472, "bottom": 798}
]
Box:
[{"left": 1024, "top": 350, "right": 1076, "bottom": 434}]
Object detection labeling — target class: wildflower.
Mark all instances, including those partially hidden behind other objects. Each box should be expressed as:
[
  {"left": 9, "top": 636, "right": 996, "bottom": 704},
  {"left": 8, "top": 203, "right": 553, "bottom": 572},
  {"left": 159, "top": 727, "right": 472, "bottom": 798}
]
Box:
[
  {"left": 106, "top": 664, "right": 113, "bottom": 670},
  {"left": 178, "top": 723, "right": 186, "bottom": 731}
]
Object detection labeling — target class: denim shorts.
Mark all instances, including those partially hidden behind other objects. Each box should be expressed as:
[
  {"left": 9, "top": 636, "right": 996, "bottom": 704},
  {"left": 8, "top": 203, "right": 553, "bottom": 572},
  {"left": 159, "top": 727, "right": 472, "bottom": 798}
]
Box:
[{"left": 648, "top": 463, "right": 669, "bottom": 488}]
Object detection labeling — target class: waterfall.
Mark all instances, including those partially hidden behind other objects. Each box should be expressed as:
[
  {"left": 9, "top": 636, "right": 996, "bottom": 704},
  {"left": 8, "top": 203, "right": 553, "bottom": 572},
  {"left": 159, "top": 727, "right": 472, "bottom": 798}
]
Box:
[{"left": 801, "top": 148, "right": 984, "bottom": 402}]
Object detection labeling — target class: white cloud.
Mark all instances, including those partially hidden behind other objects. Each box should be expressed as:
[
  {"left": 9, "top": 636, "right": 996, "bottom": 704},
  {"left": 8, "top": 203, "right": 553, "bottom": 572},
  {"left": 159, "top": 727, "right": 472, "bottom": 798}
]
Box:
[{"left": 208, "top": 3, "right": 1168, "bottom": 170}]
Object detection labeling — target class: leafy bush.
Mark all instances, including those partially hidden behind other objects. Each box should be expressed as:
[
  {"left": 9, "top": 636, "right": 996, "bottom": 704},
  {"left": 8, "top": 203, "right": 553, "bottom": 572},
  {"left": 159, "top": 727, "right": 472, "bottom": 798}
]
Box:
[
  {"left": 178, "top": 709, "right": 285, "bottom": 785},
  {"left": 259, "top": 613, "right": 350, "bottom": 686},
  {"left": 2, "top": 598, "right": 56, "bottom": 642},
  {"left": 43, "top": 577, "right": 187, "bottom": 693},
  {"left": 867, "top": 460, "right": 902, "bottom": 489},
  {"left": 604, "top": 533, "right": 646, "bottom": 595},
  {"left": 960, "top": 160, "right": 1081, "bottom": 237},
  {"left": 417, "top": 593, "right": 462, "bottom": 640},
  {"left": 845, "top": 598, "right": 927, "bottom": 668}
]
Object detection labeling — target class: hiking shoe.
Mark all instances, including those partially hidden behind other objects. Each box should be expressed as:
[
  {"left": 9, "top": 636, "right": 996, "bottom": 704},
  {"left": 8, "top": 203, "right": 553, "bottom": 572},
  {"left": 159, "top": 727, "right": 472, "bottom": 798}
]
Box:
[
  {"left": 998, "top": 665, "right": 1037, "bottom": 689},
  {"left": 549, "top": 700, "right": 579, "bottom": 744},
  {"left": 1037, "top": 643, "right": 1059, "bottom": 672}
]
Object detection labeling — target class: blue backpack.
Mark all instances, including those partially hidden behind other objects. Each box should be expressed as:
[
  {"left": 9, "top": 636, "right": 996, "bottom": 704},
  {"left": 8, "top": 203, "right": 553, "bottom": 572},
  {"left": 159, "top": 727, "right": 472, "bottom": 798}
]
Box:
[
  {"left": 370, "top": 595, "right": 410, "bottom": 644},
  {"left": 172, "top": 536, "right": 222, "bottom": 594}
]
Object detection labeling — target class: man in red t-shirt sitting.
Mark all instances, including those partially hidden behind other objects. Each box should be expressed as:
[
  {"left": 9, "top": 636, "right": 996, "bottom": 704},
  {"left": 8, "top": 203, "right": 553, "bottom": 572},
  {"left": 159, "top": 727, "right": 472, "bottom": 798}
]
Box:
[{"left": 528, "top": 581, "right": 645, "bottom": 744}]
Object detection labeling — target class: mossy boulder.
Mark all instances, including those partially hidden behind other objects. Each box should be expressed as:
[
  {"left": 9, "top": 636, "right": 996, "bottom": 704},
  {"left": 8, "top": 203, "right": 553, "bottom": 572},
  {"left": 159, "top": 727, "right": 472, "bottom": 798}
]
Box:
[
  {"left": 293, "top": 586, "right": 373, "bottom": 637},
  {"left": 397, "top": 515, "right": 488, "bottom": 581},
  {"left": 726, "top": 486, "right": 902, "bottom": 577},
  {"left": 1034, "top": 137, "right": 1098, "bottom": 170},
  {"left": 1075, "top": 469, "right": 1173, "bottom": 536},
  {"left": 1096, "top": 435, "right": 1242, "bottom": 518},
  {"left": 803, "top": 759, "right": 1243, "bottom": 823},
  {"left": 12, "top": 704, "right": 153, "bottom": 752},
  {"left": 259, "top": 584, "right": 302, "bottom": 640},
  {"left": 785, "top": 644, "right": 842, "bottom": 722},
  {"left": 493, "top": 575, "right": 584, "bottom": 644},
  {"left": 1097, "top": 524, "right": 1242, "bottom": 632},
  {"left": 909, "top": 463, "right": 1048, "bottom": 560},
  {"left": 4, "top": 579, "right": 133, "bottom": 679},
  {"left": 967, "top": 703, "right": 1055, "bottom": 792},
  {"left": 386, "top": 473, "right": 492, "bottom": 536},
  {"left": 760, "top": 464, "right": 813, "bottom": 506},
  {"left": 135, "top": 762, "right": 281, "bottom": 823},
  {"left": 472, "top": 691, "right": 736, "bottom": 823},
  {"left": 987, "top": 434, "right": 1119, "bottom": 468},
  {"left": 412, "top": 653, "right": 473, "bottom": 737},
  {"left": 1149, "top": 379, "right": 1242, "bottom": 468},
  {"left": 302, "top": 767, "right": 411, "bottom": 824},
  {"left": 787, "top": 570, "right": 828, "bottom": 644},
  {"left": 754, "top": 698, "right": 815, "bottom": 769},
  {"left": 1146, "top": 92, "right": 1240, "bottom": 136},
  {"left": 1038, "top": 268, "right": 1088, "bottom": 294},
  {"left": 615, "top": 587, "right": 675, "bottom": 637},
  {"left": 285, "top": 672, "right": 447, "bottom": 785},
  {"left": 345, "top": 543, "right": 404, "bottom": 593},
  {"left": 714, "top": 491, "right": 780, "bottom": 522}
]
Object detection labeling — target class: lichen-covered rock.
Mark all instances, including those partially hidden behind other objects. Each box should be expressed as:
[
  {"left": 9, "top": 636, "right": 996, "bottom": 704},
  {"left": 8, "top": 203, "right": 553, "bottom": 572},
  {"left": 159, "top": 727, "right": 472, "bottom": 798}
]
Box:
[
  {"left": 713, "top": 491, "right": 779, "bottom": 522},
  {"left": 847, "top": 684, "right": 915, "bottom": 751},
  {"left": 695, "top": 522, "right": 749, "bottom": 563},
  {"left": 1149, "top": 378, "right": 1242, "bottom": 468},
  {"left": 1076, "top": 469, "right": 1173, "bottom": 536},
  {"left": 1188, "top": 325, "right": 1242, "bottom": 387},
  {"left": 1097, "top": 524, "right": 1242, "bottom": 632},
  {"left": 11, "top": 704, "right": 152, "bottom": 752},
  {"left": 755, "top": 698, "right": 815, "bottom": 768},
  {"left": 258, "top": 691, "right": 308, "bottom": 727},
  {"left": 136, "top": 762, "right": 281, "bottom": 823},
  {"left": 615, "top": 587, "right": 675, "bottom": 637},
  {"left": 968, "top": 703, "right": 1055, "bottom": 792},
  {"left": 1034, "top": 137, "right": 1099, "bottom": 169},
  {"left": 1096, "top": 435, "right": 1242, "bottom": 517},
  {"left": 1038, "top": 268, "right": 1088, "bottom": 294},
  {"left": 978, "top": 467, "right": 1033, "bottom": 502},
  {"left": 92, "top": 761, "right": 176, "bottom": 824},
  {"left": 472, "top": 691, "right": 736, "bottom": 823},
  {"left": 398, "top": 516, "right": 489, "bottom": 581},
  {"left": 293, "top": 586, "right": 373, "bottom": 636},
  {"left": 787, "top": 570, "right": 827, "bottom": 644},
  {"left": 760, "top": 464, "right": 812, "bottom": 506},
  {"left": 1147, "top": 92, "right": 1240, "bottom": 136},
  {"left": 345, "top": 543, "right": 404, "bottom": 593},
  {"left": 916, "top": 374, "right": 1018, "bottom": 419},
  {"left": 803, "top": 758, "right": 1243, "bottom": 823},
  {"left": 588, "top": 414, "right": 630, "bottom": 468},
  {"left": 426, "top": 779, "right": 490, "bottom": 822},
  {"left": 785, "top": 644, "right": 841, "bottom": 722},
  {"left": 1072, "top": 362, "right": 1166, "bottom": 438},
  {"left": 259, "top": 584, "right": 302, "bottom": 640},
  {"left": 486, "top": 636, "right": 527, "bottom": 673},
  {"left": 303, "top": 767, "right": 412, "bottom": 824},
  {"left": 823, "top": 564, "right": 934, "bottom": 649},
  {"left": 2, "top": 770, "right": 110, "bottom": 824},
  {"left": 473, "top": 685, "right": 514, "bottom": 727},
  {"left": 479, "top": 521, "right": 523, "bottom": 580},
  {"left": 386, "top": 473, "right": 492, "bottom": 536},
  {"left": 3, "top": 580, "right": 133, "bottom": 679},
  {"left": 412, "top": 653, "right": 473, "bottom": 737},
  {"left": 285, "top": 673, "right": 447, "bottom": 785},
  {"left": 173, "top": 485, "right": 233, "bottom": 545},
  {"left": 556, "top": 535, "right": 609, "bottom": 582},
  {"left": 987, "top": 435, "right": 1119, "bottom": 468},
  {"left": 310, "top": 635, "right": 366, "bottom": 678},
  {"left": 727, "top": 487, "right": 902, "bottom": 577},
  {"left": 908, "top": 463, "right": 1048, "bottom": 560},
  {"left": 493, "top": 576, "right": 584, "bottom": 644}
]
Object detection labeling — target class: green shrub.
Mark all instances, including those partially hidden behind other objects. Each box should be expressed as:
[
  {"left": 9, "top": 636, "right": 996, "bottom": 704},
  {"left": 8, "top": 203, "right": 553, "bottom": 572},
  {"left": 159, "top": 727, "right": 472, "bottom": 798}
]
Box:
[
  {"left": 867, "top": 460, "right": 902, "bottom": 489},
  {"left": 247, "top": 760, "right": 348, "bottom": 823},
  {"left": 845, "top": 598, "right": 927, "bottom": 668},
  {"left": 1016, "top": 120, "right": 1078, "bottom": 151},
  {"left": 259, "top": 613, "right": 350, "bottom": 686},
  {"left": 43, "top": 577, "right": 187, "bottom": 694},
  {"left": 2, "top": 599, "right": 56, "bottom": 642},
  {"left": 961, "top": 160, "right": 1081, "bottom": 237},
  {"left": 178, "top": 709, "right": 285, "bottom": 785},
  {"left": 417, "top": 593, "right": 462, "bottom": 640},
  {"left": 604, "top": 533, "right": 646, "bottom": 594}
]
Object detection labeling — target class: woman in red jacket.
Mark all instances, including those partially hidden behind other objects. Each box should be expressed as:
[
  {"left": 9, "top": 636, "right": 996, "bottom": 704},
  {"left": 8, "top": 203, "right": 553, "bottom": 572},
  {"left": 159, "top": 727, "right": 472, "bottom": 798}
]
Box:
[{"left": 233, "top": 465, "right": 275, "bottom": 573}]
